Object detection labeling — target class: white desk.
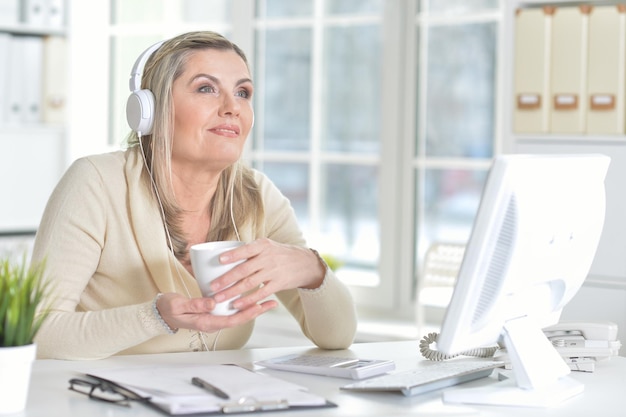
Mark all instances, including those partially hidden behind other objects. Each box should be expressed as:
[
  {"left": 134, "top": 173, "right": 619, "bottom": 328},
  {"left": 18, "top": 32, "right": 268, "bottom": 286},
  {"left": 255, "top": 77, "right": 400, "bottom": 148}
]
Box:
[{"left": 24, "top": 341, "right": 626, "bottom": 416}]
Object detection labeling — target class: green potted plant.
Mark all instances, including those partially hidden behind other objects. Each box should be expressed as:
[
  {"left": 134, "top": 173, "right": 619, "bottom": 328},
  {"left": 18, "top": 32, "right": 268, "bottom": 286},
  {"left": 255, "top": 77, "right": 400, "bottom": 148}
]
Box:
[
  {"left": 320, "top": 253, "right": 344, "bottom": 272},
  {"left": 0, "top": 256, "right": 50, "bottom": 414}
]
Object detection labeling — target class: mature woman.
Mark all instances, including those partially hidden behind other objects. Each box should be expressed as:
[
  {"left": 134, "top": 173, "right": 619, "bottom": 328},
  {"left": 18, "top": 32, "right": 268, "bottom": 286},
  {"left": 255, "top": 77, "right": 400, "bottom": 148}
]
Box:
[{"left": 32, "top": 31, "right": 357, "bottom": 360}]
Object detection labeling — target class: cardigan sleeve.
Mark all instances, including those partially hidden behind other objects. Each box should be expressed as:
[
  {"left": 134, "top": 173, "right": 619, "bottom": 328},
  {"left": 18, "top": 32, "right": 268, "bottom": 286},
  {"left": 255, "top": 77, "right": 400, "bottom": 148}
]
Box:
[
  {"left": 254, "top": 171, "right": 358, "bottom": 349},
  {"left": 31, "top": 156, "right": 169, "bottom": 359}
]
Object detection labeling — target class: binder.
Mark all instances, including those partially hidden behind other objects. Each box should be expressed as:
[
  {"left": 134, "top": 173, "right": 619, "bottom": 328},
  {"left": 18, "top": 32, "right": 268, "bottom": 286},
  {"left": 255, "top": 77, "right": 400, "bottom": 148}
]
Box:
[
  {"left": 513, "top": 7, "right": 552, "bottom": 134},
  {"left": 586, "top": 5, "right": 626, "bottom": 134},
  {"left": 5, "top": 35, "right": 23, "bottom": 124},
  {"left": 549, "top": 6, "right": 589, "bottom": 134},
  {"left": 42, "top": 36, "right": 67, "bottom": 124},
  {"left": 45, "top": 0, "right": 65, "bottom": 28},
  {"left": 4, "top": 36, "right": 44, "bottom": 124},
  {"left": 0, "top": 33, "right": 10, "bottom": 124},
  {"left": 21, "top": 36, "right": 44, "bottom": 124},
  {"left": 21, "top": 0, "right": 46, "bottom": 26},
  {"left": 79, "top": 364, "right": 336, "bottom": 415}
]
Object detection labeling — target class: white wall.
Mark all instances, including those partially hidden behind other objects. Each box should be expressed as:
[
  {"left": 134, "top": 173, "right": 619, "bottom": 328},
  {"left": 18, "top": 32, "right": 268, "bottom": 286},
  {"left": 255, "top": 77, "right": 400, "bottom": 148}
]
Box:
[{"left": 67, "top": 0, "right": 112, "bottom": 161}]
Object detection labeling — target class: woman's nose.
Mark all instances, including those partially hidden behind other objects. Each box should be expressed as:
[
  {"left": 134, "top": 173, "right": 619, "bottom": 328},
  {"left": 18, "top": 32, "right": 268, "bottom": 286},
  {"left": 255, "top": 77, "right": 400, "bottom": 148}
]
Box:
[{"left": 219, "top": 94, "right": 240, "bottom": 117}]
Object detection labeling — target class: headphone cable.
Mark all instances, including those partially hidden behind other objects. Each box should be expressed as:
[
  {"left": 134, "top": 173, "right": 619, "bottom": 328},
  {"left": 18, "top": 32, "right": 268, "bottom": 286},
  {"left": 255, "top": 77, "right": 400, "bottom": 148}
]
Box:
[{"left": 138, "top": 135, "right": 217, "bottom": 351}]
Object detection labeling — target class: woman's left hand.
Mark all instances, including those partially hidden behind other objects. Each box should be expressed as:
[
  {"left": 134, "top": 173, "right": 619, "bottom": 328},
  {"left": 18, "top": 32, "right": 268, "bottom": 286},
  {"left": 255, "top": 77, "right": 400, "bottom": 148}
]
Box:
[{"left": 208, "top": 238, "right": 326, "bottom": 311}]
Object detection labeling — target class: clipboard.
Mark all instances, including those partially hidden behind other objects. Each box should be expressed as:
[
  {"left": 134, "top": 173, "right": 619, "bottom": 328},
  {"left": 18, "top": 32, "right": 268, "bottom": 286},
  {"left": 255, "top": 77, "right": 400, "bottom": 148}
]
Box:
[{"left": 81, "top": 364, "right": 336, "bottom": 415}]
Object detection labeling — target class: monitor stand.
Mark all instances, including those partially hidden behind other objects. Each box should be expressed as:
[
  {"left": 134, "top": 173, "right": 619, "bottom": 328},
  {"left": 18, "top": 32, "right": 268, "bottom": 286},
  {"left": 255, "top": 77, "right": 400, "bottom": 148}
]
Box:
[
  {"left": 443, "top": 316, "right": 584, "bottom": 408},
  {"left": 443, "top": 372, "right": 583, "bottom": 408}
]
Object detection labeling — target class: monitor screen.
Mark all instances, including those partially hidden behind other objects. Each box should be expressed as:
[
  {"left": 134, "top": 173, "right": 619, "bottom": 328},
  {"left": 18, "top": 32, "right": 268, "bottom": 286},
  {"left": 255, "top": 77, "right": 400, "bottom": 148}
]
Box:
[{"left": 436, "top": 153, "right": 610, "bottom": 407}]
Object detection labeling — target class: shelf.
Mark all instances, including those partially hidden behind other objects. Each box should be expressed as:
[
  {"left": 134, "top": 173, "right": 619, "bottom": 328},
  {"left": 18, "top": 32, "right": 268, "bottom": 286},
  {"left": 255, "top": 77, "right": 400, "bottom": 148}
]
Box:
[
  {"left": 514, "top": 134, "right": 626, "bottom": 145},
  {"left": 0, "top": 125, "right": 65, "bottom": 135},
  {"left": 515, "top": 0, "right": 622, "bottom": 5},
  {"left": 0, "top": 24, "right": 66, "bottom": 37}
]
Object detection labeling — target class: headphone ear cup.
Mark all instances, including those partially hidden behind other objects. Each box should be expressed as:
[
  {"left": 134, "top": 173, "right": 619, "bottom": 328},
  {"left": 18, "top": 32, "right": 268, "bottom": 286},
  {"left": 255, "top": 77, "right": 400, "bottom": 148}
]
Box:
[{"left": 126, "top": 88, "right": 155, "bottom": 135}]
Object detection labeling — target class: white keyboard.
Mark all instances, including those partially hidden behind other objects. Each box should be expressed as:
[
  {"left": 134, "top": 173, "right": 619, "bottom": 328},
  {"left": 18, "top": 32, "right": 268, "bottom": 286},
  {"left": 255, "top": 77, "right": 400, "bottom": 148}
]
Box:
[{"left": 341, "top": 359, "right": 505, "bottom": 397}]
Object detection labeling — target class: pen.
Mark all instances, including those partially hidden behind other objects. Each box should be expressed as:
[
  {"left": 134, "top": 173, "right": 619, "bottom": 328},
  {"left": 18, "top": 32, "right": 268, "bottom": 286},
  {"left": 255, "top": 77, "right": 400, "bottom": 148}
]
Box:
[{"left": 191, "top": 377, "right": 230, "bottom": 400}]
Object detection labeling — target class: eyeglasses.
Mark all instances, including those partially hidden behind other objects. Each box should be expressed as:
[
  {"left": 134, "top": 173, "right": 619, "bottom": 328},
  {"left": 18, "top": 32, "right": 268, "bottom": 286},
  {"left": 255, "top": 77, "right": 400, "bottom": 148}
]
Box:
[{"left": 68, "top": 377, "right": 151, "bottom": 407}]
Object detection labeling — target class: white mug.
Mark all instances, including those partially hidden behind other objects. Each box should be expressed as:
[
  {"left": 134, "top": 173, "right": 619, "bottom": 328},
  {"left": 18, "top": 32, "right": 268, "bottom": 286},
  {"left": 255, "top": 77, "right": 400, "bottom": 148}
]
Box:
[{"left": 190, "top": 241, "right": 245, "bottom": 316}]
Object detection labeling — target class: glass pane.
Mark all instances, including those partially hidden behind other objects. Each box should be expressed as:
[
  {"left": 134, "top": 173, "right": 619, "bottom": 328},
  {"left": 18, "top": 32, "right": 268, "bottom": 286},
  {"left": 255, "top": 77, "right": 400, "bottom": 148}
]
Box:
[
  {"left": 319, "top": 164, "right": 379, "bottom": 269},
  {"left": 421, "top": 22, "right": 496, "bottom": 158},
  {"left": 259, "top": 162, "right": 310, "bottom": 229},
  {"left": 256, "top": 0, "right": 313, "bottom": 18},
  {"left": 325, "top": 0, "right": 384, "bottom": 15},
  {"left": 322, "top": 25, "right": 381, "bottom": 154},
  {"left": 181, "top": 0, "right": 231, "bottom": 23},
  {"left": 112, "top": 0, "right": 230, "bottom": 24},
  {"left": 419, "top": 168, "right": 487, "bottom": 248},
  {"left": 255, "top": 28, "right": 312, "bottom": 151},
  {"left": 109, "top": 36, "right": 162, "bottom": 146},
  {"left": 414, "top": 167, "right": 487, "bottom": 303},
  {"left": 419, "top": 0, "right": 499, "bottom": 15},
  {"left": 111, "top": 0, "right": 164, "bottom": 24}
]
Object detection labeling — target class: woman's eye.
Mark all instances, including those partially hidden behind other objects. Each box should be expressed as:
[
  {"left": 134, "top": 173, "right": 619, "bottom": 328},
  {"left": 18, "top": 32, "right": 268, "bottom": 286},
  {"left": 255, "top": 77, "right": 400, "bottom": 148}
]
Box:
[
  {"left": 236, "top": 89, "right": 251, "bottom": 99},
  {"left": 199, "top": 85, "right": 216, "bottom": 93}
]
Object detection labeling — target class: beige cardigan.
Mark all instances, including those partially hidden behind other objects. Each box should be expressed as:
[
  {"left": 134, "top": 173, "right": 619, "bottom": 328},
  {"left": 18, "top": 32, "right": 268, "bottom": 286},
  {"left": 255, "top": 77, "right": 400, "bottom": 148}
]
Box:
[{"left": 32, "top": 148, "right": 357, "bottom": 359}]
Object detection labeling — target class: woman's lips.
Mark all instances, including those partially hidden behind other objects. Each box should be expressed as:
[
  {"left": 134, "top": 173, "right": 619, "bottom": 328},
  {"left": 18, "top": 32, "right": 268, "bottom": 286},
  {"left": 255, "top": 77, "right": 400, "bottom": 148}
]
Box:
[{"left": 210, "top": 124, "right": 240, "bottom": 137}]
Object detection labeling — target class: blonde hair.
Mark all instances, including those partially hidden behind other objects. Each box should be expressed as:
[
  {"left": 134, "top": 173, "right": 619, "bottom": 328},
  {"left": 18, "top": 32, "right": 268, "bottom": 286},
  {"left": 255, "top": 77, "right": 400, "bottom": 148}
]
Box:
[{"left": 127, "top": 31, "right": 263, "bottom": 259}]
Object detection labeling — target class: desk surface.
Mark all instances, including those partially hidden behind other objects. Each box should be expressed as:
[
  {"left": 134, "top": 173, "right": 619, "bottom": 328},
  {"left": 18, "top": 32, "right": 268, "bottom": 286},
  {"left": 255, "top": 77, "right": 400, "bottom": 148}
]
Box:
[{"left": 24, "top": 341, "right": 626, "bottom": 416}]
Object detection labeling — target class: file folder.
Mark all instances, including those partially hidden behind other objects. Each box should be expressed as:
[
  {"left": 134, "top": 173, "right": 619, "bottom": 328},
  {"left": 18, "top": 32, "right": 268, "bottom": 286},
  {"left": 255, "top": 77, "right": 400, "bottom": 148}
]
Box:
[
  {"left": 42, "top": 36, "right": 67, "bottom": 124},
  {"left": 21, "top": 36, "right": 44, "bottom": 124},
  {"left": 46, "top": 0, "right": 65, "bottom": 28},
  {"left": 5, "top": 35, "right": 23, "bottom": 124},
  {"left": 0, "top": 33, "right": 10, "bottom": 124},
  {"left": 549, "top": 6, "right": 589, "bottom": 134},
  {"left": 586, "top": 5, "right": 626, "bottom": 134},
  {"left": 513, "top": 7, "right": 552, "bottom": 133},
  {"left": 21, "top": 0, "right": 46, "bottom": 26}
]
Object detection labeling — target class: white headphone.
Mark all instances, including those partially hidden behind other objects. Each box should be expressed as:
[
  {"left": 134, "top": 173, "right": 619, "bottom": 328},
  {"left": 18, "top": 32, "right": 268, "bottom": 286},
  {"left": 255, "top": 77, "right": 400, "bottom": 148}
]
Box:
[{"left": 126, "top": 41, "right": 165, "bottom": 135}]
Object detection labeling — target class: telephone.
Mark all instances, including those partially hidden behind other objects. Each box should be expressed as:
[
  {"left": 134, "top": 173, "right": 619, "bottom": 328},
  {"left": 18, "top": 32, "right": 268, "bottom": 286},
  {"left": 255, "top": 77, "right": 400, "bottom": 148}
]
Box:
[
  {"left": 419, "top": 321, "right": 621, "bottom": 373},
  {"left": 543, "top": 321, "right": 622, "bottom": 372}
]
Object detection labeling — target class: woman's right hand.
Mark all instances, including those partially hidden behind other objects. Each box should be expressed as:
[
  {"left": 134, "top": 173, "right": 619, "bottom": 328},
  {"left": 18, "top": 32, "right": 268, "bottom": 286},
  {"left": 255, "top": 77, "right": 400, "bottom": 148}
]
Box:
[{"left": 155, "top": 292, "right": 277, "bottom": 333}]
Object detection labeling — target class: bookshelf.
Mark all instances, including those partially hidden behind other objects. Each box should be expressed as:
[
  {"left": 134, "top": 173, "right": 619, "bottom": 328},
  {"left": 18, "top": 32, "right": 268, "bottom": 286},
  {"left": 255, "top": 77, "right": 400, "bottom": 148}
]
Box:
[
  {"left": 503, "top": 0, "right": 626, "bottom": 338},
  {"left": 0, "top": 1, "right": 68, "bottom": 233}
]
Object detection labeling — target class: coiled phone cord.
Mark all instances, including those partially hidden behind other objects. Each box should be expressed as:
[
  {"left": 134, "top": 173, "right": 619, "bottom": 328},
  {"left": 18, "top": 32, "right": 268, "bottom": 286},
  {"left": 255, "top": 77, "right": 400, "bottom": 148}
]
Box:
[{"left": 419, "top": 332, "right": 500, "bottom": 361}]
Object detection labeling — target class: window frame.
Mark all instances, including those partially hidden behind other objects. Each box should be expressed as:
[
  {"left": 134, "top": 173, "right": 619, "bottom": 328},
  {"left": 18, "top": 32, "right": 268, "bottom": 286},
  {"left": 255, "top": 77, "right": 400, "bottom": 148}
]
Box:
[{"left": 247, "top": 1, "right": 411, "bottom": 313}]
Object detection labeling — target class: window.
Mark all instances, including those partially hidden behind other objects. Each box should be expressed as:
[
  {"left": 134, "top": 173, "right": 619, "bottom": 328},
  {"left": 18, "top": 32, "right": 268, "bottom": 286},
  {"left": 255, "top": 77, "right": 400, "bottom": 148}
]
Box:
[
  {"left": 251, "top": 0, "right": 387, "bottom": 307},
  {"left": 252, "top": 1, "right": 501, "bottom": 318},
  {"left": 412, "top": 0, "right": 500, "bottom": 296}
]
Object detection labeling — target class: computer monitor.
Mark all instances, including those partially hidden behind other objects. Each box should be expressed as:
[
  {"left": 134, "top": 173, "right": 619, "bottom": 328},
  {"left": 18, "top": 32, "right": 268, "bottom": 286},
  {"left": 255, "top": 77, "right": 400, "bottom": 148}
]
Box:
[{"left": 436, "top": 153, "right": 610, "bottom": 407}]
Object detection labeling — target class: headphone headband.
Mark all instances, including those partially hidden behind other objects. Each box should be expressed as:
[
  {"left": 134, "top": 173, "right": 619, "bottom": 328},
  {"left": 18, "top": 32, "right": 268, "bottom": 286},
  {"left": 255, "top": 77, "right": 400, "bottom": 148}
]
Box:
[
  {"left": 126, "top": 40, "right": 165, "bottom": 135},
  {"left": 129, "top": 41, "right": 165, "bottom": 92}
]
